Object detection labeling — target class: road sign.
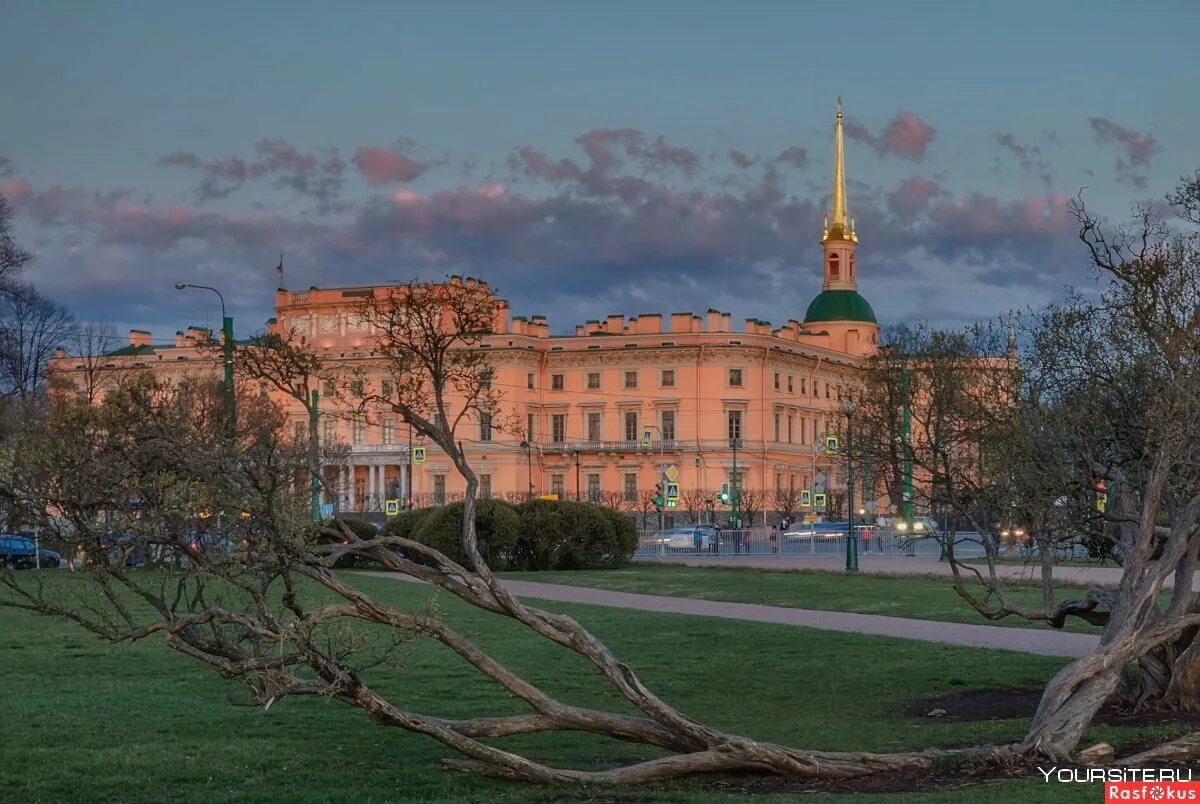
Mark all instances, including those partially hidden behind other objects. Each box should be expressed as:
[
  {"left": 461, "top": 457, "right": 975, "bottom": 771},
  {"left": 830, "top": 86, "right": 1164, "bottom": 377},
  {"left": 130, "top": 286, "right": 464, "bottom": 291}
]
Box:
[
  {"left": 641, "top": 427, "right": 653, "bottom": 448},
  {"left": 800, "top": 489, "right": 812, "bottom": 507},
  {"left": 666, "top": 483, "right": 679, "bottom": 500},
  {"left": 825, "top": 435, "right": 839, "bottom": 454},
  {"left": 666, "top": 500, "right": 677, "bottom": 507},
  {"left": 385, "top": 499, "right": 400, "bottom": 516},
  {"left": 664, "top": 464, "right": 679, "bottom": 482},
  {"left": 814, "top": 492, "right": 827, "bottom": 509},
  {"left": 412, "top": 446, "right": 426, "bottom": 464},
  {"left": 319, "top": 503, "right": 334, "bottom": 519},
  {"left": 539, "top": 493, "right": 559, "bottom": 501}
]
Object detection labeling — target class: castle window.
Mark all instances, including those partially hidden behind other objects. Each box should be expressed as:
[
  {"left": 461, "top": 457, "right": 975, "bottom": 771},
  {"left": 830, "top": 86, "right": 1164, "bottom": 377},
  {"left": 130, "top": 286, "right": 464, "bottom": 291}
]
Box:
[
  {"left": 828, "top": 253, "right": 840, "bottom": 280},
  {"left": 849, "top": 254, "right": 856, "bottom": 278}
]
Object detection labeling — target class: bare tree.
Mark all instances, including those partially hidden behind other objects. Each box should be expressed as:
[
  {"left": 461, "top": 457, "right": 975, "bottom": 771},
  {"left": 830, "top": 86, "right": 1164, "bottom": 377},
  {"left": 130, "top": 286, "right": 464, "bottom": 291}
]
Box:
[
  {"left": 0, "top": 283, "right": 75, "bottom": 401},
  {"left": 45, "top": 321, "right": 132, "bottom": 406},
  {"left": 738, "top": 488, "right": 766, "bottom": 528},
  {"left": 679, "top": 487, "right": 711, "bottom": 524},
  {"left": 0, "top": 194, "right": 33, "bottom": 285},
  {"left": 773, "top": 486, "right": 803, "bottom": 523}
]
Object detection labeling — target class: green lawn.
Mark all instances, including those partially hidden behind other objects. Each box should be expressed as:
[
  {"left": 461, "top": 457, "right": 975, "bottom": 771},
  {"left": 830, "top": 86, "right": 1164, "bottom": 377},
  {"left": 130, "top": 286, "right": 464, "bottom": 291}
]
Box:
[
  {"left": 1, "top": 571, "right": 1160, "bottom": 803},
  {"left": 500, "top": 564, "right": 1107, "bottom": 633}
]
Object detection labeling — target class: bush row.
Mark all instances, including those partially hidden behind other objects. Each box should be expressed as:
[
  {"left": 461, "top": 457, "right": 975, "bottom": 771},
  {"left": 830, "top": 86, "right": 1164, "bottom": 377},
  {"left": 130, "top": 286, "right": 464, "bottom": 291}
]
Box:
[{"left": 382, "top": 498, "right": 638, "bottom": 571}]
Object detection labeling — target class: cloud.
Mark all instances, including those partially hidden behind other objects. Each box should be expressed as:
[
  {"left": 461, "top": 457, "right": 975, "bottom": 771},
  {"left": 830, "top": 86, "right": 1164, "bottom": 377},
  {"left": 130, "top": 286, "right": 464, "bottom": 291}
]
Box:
[
  {"left": 844, "top": 112, "right": 937, "bottom": 160},
  {"left": 887, "top": 176, "right": 940, "bottom": 217},
  {"left": 772, "top": 146, "right": 808, "bottom": 169},
  {"left": 352, "top": 145, "right": 428, "bottom": 185},
  {"left": 728, "top": 149, "right": 758, "bottom": 169},
  {"left": 0, "top": 158, "right": 13, "bottom": 179},
  {"left": 992, "top": 132, "right": 1053, "bottom": 186},
  {"left": 1088, "top": 117, "right": 1159, "bottom": 189},
  {"left": 158, "top": 138, "right": 346, "bottom": 209}
]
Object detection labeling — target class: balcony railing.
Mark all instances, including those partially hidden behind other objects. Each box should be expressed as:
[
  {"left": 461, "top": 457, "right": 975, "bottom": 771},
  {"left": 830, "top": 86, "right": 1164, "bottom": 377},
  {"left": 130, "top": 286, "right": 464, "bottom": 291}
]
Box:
[
  {"left": 537, "top": 439, "right": 682, "bottom": 454},
  {"left": 347, "top": 443, "right": 411, "bottom": 454}
]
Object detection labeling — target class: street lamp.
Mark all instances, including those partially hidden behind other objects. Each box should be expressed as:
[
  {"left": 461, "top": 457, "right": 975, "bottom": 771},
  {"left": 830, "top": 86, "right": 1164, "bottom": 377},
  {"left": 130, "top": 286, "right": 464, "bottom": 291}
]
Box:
[
  {"left": 175, "top": 282, "right": 235, "bottom": 438},
  {"left": 841, "top": 399, "right": 858, "bottom": 572},
  {"left": 519, "top": 440, "right": 533, "bottom": 499}
]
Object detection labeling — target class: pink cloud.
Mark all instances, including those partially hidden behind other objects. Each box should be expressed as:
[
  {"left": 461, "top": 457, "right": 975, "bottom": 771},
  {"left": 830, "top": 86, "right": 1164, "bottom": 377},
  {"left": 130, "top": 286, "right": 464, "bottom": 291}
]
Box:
[
  {"left": 772, "top": 146, "right": 808, "bottom": 168},
  {"left": 353, "top": 146, "right": 428, "bottom": 185},
  {"left": 845, "top": 112, "right": 937, "bottom": 161},
  {"left": 1, "top": 178, "right": 32, "bottom": 207},
  {"left": 887, "top": 176, "right": 939, "bottom": 217}
]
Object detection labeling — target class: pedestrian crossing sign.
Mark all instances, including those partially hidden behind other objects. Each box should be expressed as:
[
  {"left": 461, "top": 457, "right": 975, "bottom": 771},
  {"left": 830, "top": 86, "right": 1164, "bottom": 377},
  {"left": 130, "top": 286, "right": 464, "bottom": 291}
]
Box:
[
  {"left": 412, "top": 446, "right": 426, "bottom": 464},
  {"left": 814, "top": 492, "right": 827, "bottom": 509},
  {"left": 666, "top": 483, "right": 679, "bottom": 500},
  {"left": 385, "top": 499, "right": 400, "bottom": 516},
  {"left": 801, "top": 489, "right": 812, "bottom": 507},
  {"left": 825, "top": 435, "right": 839, "bottom": 454},
  {"left": 641, "top": 427, "right": 653, "bottom": 448}
]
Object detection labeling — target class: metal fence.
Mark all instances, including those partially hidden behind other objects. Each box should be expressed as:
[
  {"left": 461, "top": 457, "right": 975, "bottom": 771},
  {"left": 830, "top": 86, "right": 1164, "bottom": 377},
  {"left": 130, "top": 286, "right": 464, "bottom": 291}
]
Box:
[{"left": 632, "top": 527, "right": 1091, "bottom": 560}]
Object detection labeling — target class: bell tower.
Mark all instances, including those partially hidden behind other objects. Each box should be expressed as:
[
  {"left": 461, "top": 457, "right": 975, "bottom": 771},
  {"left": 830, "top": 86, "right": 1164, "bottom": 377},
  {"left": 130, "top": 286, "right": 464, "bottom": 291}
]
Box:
[{"left": 821, "top": 97, "right": 859, "bottom": 292}]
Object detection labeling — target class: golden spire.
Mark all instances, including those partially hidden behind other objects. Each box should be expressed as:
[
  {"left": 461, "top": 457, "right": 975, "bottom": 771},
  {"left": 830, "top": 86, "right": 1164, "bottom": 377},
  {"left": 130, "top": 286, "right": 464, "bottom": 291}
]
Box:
[{"left": 826, "top": 97, "right": 856, "bottom": 243}]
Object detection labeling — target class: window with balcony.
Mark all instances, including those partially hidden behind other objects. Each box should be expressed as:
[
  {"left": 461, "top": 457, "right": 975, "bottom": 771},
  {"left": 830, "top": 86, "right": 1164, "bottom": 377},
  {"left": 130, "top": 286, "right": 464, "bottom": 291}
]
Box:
[
  {"left": 624, "top": 411, "right": 639, "bottom": 442},
  {"left": 551, "top": 374, "right": 564, "bottom": 391},
  {"left": 323, "top": 419, "right": 337, "bottom": 444},
  {"left": 661, "top": 410, "right": 675, "bottom": 441},
  {"left": 479, "top": 412, "right": 492, "bottom": 442},
  {"left": 624, "top": 370, "right": 638, "bottom": 389},
  {"left": 382, "top": 418, "right": 396, "bottom": 445},
  {"left": 322, "top": 380, "right": 335, "bottom": 397},
  {"left": 587, "top": 372, "right": 600, "bottom": 390},
  {"left": 433, "top": 475, "right": 446, "bottom": 504},
  {"left": 774, "top": 412, "right": 781, "bottom": 442},
  {"left": 587, "top": 474, "right": 601, "bottom": 502},
  {"left": 788, "top": 414, "right": 794, "bottom": 444},
  {"left": 551, "top": 414, "right": 566, "bottom": 443},
  {"left": 727, "top": 410, "right": 743, "bottom": 442},
  {"left": 661, "top": 369, "right": 675, "bottom": 387},
  {"left": 479, "top": 474, "right": 492, "bottom": 499},
  {"left": 293, "top": 421, "right": 306, "bottom": 442},
  {"left": 728, "top": 368, "right": 743, "bottom": 387},
  {"left": 350, "top": 378, "right": 364, "bottom": 396},
  {"left": 550, "top": 474, "right": 564, "bottom": 498},
  {"left": 587, "top": 412, "right": 601, "bottom": 441},
  {"left": 623, "top": 473, "right": 638, "bottom": 502}
]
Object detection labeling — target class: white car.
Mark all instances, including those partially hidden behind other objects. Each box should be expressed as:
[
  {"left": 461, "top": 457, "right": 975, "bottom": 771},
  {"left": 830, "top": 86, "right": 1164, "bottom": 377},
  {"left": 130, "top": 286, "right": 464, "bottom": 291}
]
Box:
[{"left": 655, "top": 526, "right": 718, "bottom": 550}]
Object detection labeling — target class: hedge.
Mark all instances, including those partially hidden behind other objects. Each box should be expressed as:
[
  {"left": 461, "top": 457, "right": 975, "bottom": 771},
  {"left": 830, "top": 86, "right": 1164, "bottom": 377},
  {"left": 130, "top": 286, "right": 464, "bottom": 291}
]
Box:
[{"left": 381, "top": 498, "right": 638, "bottom": 571}]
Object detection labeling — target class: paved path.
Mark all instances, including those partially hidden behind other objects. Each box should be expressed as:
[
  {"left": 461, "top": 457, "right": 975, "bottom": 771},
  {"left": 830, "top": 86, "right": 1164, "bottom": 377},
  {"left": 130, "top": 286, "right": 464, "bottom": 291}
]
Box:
[
  {"left": 371, "top": 572, "right": 1099, "bottom": 658},
  {"left": 638, "top": 553, "right": 1134, "bottom": 587}
]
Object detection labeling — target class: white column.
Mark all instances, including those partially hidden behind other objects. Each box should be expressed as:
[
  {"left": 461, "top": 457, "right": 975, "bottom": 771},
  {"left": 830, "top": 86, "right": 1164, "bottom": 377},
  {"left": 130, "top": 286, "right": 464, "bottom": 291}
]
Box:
[
  {"left": 339, "top": 465, "right": 349, "bottom": 510},
  {"left": 368, "top": 464, "right": 378, "bottom": 510},
  {"left": 398, "top": 463, "right": 407, "bottom": 506}
]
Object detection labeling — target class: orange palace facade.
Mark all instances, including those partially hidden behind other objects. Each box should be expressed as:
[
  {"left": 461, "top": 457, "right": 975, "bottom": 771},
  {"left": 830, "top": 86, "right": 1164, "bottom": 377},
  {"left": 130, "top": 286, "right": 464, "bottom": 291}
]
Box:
[{"left": 54, "top": 103, "right": 883, "bottom": 522}]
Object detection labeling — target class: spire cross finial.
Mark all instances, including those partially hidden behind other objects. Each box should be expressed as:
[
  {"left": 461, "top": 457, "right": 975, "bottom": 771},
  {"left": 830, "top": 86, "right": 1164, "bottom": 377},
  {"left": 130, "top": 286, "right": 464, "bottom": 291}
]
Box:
[{"left": 836, "top": 95, "right": 843, "bottom": 118}]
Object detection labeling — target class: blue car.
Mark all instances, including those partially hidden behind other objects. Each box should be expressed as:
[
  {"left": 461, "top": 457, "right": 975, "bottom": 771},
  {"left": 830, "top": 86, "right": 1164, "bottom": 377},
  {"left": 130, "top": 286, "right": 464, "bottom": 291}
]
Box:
[{"left": 0, "top": 535, "right": 61, "bottom": 569}]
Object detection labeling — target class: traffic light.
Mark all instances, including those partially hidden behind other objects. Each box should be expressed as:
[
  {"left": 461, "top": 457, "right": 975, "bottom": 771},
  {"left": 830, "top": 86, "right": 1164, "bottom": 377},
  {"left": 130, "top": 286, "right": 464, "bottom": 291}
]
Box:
[
  {"left": 716, "top": 490, "right": 731, "bottom": 505},
  {"left": 652, "top": 483, "right": 665, "bottom": 512}
]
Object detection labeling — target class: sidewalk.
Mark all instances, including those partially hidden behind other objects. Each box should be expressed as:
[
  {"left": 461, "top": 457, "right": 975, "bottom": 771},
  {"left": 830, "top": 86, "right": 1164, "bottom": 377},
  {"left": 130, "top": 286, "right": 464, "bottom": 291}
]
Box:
[
  {"left": 371, "top": 572, "right": 1099, "bottom": 658},
  {"left": 637, "top": 553, "right": 1132, "bottom": 587}
]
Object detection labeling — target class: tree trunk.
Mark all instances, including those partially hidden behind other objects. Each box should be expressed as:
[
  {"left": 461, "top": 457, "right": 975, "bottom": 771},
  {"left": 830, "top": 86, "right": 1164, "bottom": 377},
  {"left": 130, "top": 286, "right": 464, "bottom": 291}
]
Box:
[{"left": 1025, "top": 661, "right": 1126, "bottom": 761}]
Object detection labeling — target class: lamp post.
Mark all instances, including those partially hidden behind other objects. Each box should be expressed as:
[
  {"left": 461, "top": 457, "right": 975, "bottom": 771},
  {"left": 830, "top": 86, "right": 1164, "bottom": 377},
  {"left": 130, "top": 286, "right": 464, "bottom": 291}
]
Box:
[
  {"left": 520, "top": 440, "right": 533, "bottom": 499},
  {"left": 901, "top": 367, "right": 915, "bottom": 556},
  {"left": 574, "top": 449, "right": 582, "bottom": 502},
  {"left": 730, "top": 437, "right": 741, "bottom": 530},
  {"left": 175, "top": 282, "right": 235, "bottom": 438},
  {"left": 842, "top": 399, "right": 858, "bottom": 571}
]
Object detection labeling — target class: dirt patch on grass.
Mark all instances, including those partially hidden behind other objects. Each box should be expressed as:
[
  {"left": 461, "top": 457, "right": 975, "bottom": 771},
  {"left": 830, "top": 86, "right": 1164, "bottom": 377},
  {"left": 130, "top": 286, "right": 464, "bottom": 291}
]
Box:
[
  {"left": 702, "top": 759, "right": 1037, "bottom": 796},
  {"left": 905, "top": 687, "right": 1200, "bottom": 727}
]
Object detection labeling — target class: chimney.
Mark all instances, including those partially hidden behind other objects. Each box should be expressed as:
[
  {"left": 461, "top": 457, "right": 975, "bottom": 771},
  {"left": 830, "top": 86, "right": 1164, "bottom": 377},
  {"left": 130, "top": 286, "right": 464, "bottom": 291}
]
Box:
[
  {"left": 530, "top": 315, "right": 549, "bottom": 339},
  {"left": 129, "top": 329, "right": 151, "bottom": 347},
  {"left": 720, "top": 313, "right": 731, "bottom": 332},
  {"left": 670, "top": 312, "right": 692, "bottom": 333},
  {"left": 575, "top": 325, "right": 585, "bottom": 336},
  {"left": 692, "top": 315, "right": 702, "bottom": 333},
  {"left": 175, "top": 331, "right": 185, "bottom": 348},
  {"left": 54, "top": 347, "right": 66, "bottom": 359},
  {"left": 606, "top": 314, "right": 624, "bottom": 333},
  {"left": 706, "top": 309, "right": 721, "bottom": 332},
  {"left": 637, "top": 314, "right": 662, "bottom": 334},
  {"left": 584, "top": 320, "right": 600, "bottom": 335}
]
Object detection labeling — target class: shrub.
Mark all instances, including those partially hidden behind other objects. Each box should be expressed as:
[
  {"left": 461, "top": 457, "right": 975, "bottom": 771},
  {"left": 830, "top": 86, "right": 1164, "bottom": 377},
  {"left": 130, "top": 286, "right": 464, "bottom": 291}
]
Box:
[
  {"left": 515, "top": 499, "right": 637, "bottom": 570},
  {"left": 597, "top": 506, "right": 639, "bottom": 566},
  {"left": 407, "top": 499, "right": 520, "bottom": 569}
]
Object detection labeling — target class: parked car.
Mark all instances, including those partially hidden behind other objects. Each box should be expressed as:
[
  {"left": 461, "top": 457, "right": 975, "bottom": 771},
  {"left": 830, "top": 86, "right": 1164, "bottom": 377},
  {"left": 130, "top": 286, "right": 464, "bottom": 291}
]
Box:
[
  {"left": 0, "top": 535, "right": 61, "bottom": 569},
  {"left": 655, "top": 524, "right": 718, "bottom": 550},
  {"left": 782, "top": 523, "right": 845, "bottom": 540}
]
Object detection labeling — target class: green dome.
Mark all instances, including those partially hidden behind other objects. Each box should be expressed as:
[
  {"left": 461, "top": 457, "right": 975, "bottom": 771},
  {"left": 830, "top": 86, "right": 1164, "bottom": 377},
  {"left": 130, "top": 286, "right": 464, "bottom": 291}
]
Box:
[{"left": 803, "top": 290, "right": 877, "bottom": 324}]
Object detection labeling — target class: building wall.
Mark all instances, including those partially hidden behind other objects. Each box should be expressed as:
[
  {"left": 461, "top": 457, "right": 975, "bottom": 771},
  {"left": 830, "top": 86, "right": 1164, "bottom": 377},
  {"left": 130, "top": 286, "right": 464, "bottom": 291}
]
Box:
[{"left": 51, "top": 278, "right": 879, "bottom": 524}]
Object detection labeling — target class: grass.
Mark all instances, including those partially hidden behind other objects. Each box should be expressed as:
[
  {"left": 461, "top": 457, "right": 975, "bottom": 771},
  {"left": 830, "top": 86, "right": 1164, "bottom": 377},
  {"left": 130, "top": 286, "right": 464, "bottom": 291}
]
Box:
[
  {"left": 500, "top": 564, "right": 1108, "bottom": 634},
  {"left": 0, "top": 571, "right": 1167, "bottom": 803},
  {"left": 964, "top": 556, "right": 1120, "bottom": 568}
]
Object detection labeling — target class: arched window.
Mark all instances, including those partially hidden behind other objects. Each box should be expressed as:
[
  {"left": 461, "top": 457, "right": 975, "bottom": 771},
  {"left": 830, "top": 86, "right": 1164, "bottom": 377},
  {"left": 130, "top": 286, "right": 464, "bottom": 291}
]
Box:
[
  {"left": 849, "top": 254, "right": 856, "bottom": 278},
  {"left": 828, "top": 252, "right": 840, "bottom": 280}
]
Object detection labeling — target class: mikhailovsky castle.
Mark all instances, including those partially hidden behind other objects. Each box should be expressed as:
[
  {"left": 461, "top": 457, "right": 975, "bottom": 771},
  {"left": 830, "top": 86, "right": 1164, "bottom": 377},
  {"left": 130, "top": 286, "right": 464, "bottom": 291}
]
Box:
[{"left": 53, "top": 104, "right": 881, "bottom": 522}]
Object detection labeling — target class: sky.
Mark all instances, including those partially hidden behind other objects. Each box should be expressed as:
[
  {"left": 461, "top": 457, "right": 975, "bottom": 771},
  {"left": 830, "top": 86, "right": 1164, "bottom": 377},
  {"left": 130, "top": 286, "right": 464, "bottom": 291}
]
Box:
[{"left": 3, "top": 1, "right": 1198, "bottom": 343}]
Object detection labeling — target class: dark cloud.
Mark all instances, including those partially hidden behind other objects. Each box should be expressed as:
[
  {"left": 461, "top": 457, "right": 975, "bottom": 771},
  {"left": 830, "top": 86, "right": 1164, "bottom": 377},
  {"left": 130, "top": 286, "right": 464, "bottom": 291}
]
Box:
[
  {"left": 992, "top": 132, "right": 1053, "bottom": 186},
  {"left": 158, "top": 138, "right": 347, "bottom": 210},
  {"left": 0, "top": 158, "right": 13, "bottom": 179},
  {"left": 844, "top": 112, "right": 937, "bottom": 161},
  {"left": 728, "top": 149, "right": 758, "bottom": 169},
  {"left": 1088, "top": 117, "right": 1159, "bottom": 189},
  {"left": 887, "top": 176, "right": 940, "bottom": 217},
  {"left": 772, "top": 146, "right": 808, "bottom": 169}
]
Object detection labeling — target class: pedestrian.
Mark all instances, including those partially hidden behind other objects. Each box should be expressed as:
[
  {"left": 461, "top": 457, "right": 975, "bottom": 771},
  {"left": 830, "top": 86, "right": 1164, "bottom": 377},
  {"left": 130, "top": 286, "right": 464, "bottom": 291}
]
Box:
[{"left": 693, "top": 527, "right": 703, "bottom": 555}]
